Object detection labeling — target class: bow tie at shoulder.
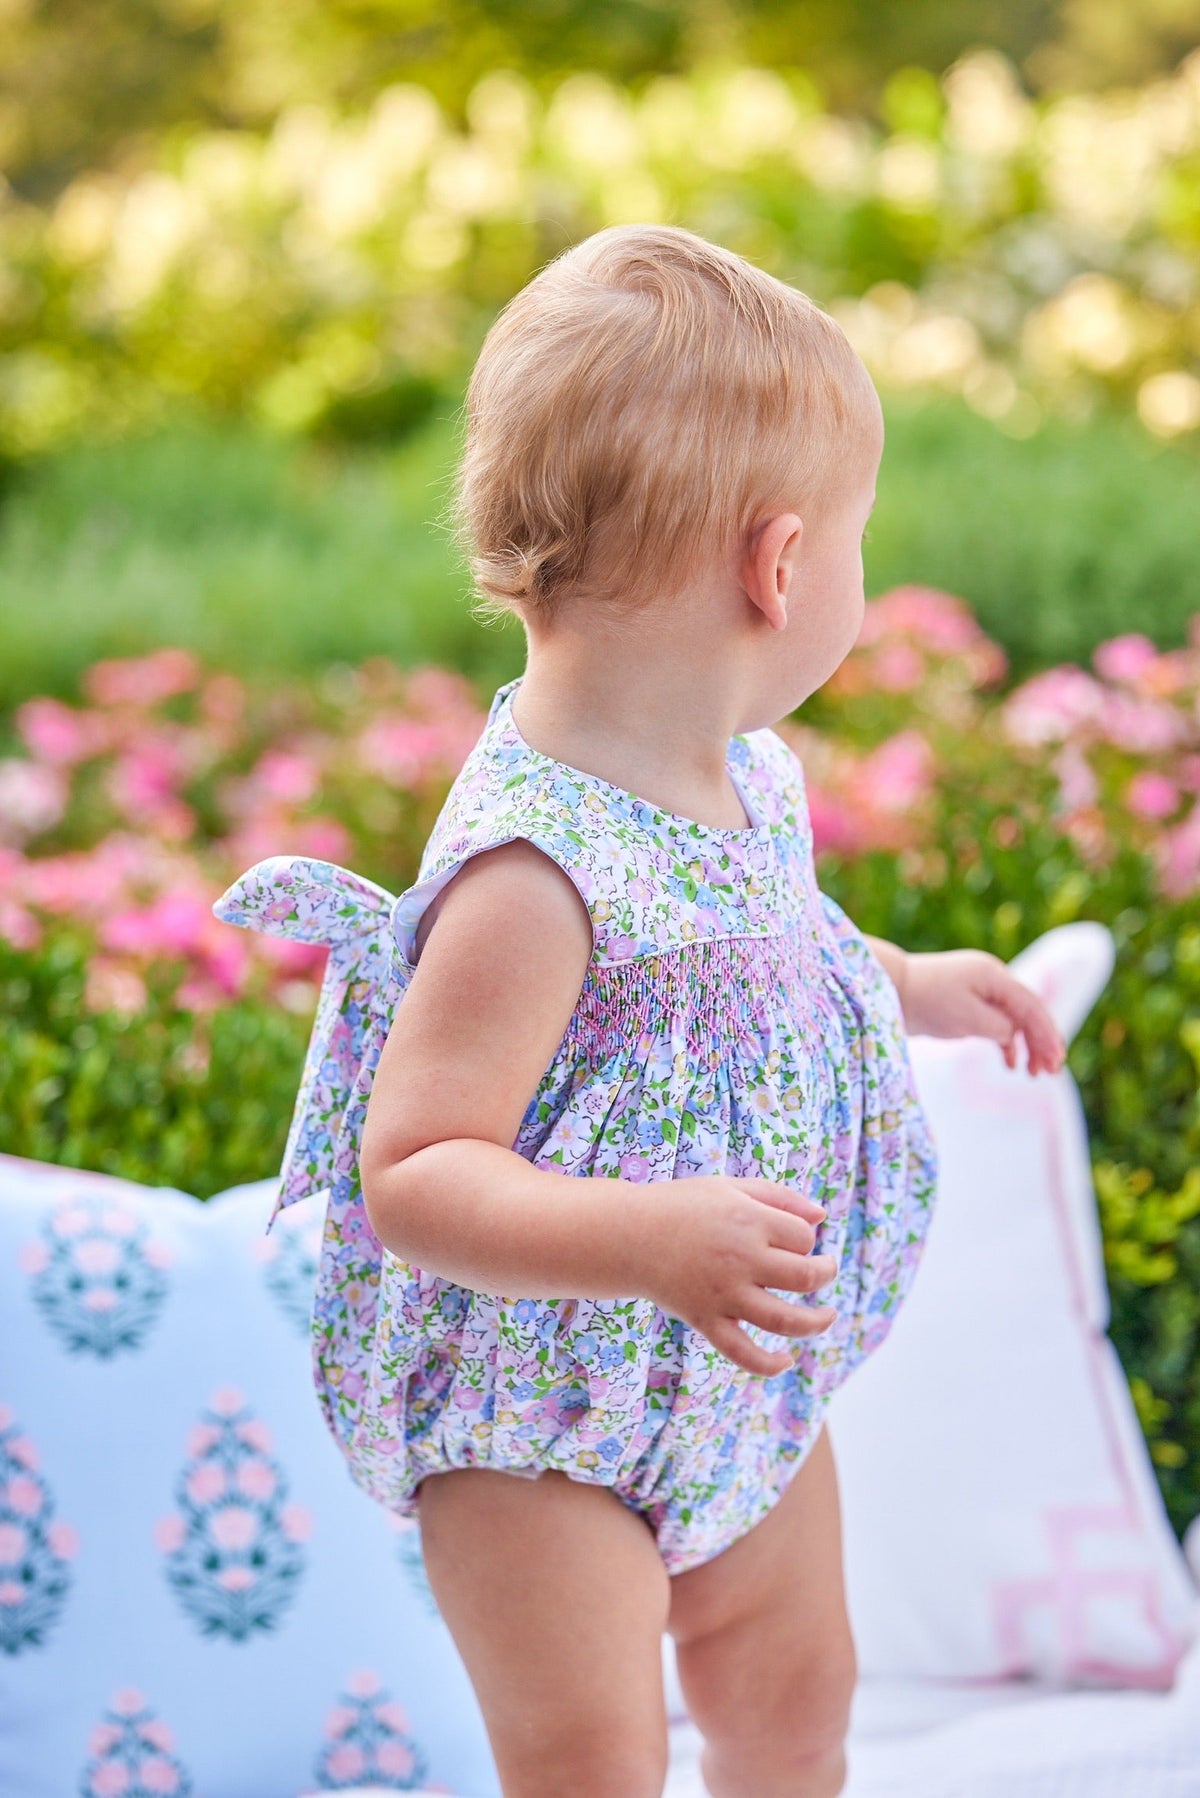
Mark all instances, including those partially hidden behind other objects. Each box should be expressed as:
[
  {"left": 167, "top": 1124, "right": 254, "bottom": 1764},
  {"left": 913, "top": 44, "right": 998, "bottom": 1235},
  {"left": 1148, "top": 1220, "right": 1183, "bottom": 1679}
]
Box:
[{"left": 213, "top": 856, "right": 406, "bottom": 1232}]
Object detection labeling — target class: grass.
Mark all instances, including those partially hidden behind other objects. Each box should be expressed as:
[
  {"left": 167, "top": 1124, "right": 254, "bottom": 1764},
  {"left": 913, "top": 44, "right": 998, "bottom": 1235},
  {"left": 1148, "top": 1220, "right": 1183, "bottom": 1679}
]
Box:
[{"left": 1, "top": 395, "right": 1198, "bottom": 710}]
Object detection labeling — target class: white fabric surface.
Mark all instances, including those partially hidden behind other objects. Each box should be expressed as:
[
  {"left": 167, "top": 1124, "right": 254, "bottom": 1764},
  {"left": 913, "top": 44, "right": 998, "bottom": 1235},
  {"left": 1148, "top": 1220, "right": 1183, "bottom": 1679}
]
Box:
[
  {"left": 828, "top": 923, "right": 1197, "bottom": 1683},
  {"left": 662, "top": 1597, "right": 1200, "bottom": 1796}
]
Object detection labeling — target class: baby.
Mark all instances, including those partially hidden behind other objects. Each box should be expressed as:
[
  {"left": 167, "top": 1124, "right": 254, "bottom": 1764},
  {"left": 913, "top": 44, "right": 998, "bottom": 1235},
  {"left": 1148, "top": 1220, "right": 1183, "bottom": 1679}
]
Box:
[{"left": 218, "top": 223, "right": 1065, "bottom": 1798}]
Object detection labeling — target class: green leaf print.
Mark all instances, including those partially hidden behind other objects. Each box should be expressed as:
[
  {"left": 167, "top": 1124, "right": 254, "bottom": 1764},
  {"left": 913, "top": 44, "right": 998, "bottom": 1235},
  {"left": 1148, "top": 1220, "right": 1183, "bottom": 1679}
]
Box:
[{"left": 660, "top": 1117, "right": 678, "bottom": 1144}]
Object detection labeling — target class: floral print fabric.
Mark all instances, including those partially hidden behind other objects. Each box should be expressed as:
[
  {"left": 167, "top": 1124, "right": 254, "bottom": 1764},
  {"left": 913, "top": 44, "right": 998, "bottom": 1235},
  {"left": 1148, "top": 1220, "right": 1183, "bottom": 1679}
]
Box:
[{"left": 214, "top": 676, "right": 939, "bottom": 1574}]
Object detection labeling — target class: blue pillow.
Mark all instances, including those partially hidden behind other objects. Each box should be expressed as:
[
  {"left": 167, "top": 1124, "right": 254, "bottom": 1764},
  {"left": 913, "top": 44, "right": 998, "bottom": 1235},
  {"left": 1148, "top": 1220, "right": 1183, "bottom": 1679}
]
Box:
[{"left": 0, "top": 1153, "right": 500, "bottom": 1798}]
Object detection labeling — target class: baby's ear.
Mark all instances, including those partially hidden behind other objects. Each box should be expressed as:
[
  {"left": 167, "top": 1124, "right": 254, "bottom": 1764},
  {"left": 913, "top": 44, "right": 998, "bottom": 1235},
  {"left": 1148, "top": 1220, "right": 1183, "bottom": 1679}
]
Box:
[{"left": 741, "top": 511, "right": 802, "bottom": 630}]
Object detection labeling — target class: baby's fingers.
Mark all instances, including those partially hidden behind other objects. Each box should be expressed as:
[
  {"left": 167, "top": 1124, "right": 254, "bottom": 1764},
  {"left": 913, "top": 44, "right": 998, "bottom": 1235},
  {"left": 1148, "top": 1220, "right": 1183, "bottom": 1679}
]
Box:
[
  {"left": 704, "top": 1316, "right": 798, "bottom": 1378},
  {"left": 994, "top": 976, "right": 1067, "bottom": 1077}
]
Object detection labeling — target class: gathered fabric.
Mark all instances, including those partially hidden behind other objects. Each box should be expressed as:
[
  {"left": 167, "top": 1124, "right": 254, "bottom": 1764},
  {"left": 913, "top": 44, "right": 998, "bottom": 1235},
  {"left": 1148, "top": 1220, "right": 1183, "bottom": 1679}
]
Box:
[{"left": 214, "top": 675, "right": 938, "bottom": 1574}]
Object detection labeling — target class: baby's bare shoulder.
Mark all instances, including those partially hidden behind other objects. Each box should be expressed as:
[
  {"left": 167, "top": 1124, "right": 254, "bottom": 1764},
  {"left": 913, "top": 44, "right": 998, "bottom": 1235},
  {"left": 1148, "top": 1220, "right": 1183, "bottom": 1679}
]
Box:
[{"left": 367, "top": 839, "right": 595, "bottom": 1165}]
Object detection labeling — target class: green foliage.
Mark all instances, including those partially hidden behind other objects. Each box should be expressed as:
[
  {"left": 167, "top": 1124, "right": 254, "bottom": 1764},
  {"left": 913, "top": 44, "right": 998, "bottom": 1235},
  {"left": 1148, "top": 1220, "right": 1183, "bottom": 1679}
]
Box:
[
  {"left": 4, "top": 401, "right": 1199, "bottom": 712},
  {"left": 0, "top": 932, "right": 308, "bottom": 1199}
]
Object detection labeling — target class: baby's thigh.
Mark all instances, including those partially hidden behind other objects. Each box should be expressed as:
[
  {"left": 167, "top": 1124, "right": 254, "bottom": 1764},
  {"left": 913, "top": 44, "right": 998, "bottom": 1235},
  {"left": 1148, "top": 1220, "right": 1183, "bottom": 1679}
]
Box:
[
  {"left": 666, "top": 1426, "right": 856, "bottom": 1766},
  {"left": 417, "top": 1466, "right": 672, "bottom": 1798}
]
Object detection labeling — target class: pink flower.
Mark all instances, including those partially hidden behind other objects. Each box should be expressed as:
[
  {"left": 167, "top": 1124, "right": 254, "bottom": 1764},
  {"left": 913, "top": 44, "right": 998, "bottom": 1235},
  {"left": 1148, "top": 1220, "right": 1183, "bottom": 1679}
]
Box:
[
  {"left": 18, "top": 1241, "right": 50, "bottom": 1276},
  {"left": 0, "top": 1522, "right": 27, "bottom": 1561},
  {"left": 235, "top": 1418, "right": 273, "bottom": 1452},
  {"left": 112, "top": 1688, "right": 147, "bottom": 1716},
  {"left": 280, "top": 1502, "right": 314, "bottom": 1542},
  {"left": 0, "top": 760, "right": 68, "bottom": 842},
  {"left": 186, "top": 1423, "right": 221, "bottom": 1457},
  {"left": 89, "top": 1763, "right": 131, "bottom": 1796},
  {"left": 84, "top": 1288, "right": 118, "bottom": 1313},
  {"left": 83, "top": 648, "right": 200, "bottom": 708},
  {"left": 858, "top": 586, "right": 985, "bottom": 655},
  {"left": 210, "top": 1505, "right": 258, "bottom": 1551},
  {"left": 154, "top": 1514, "right": 187, "bottom": 1553},
  {"left": 1127, "top": 772, "right": 1179, "bottom": 820},
  {"left": 87, "top": 1723, "right": 122, "bottom": 1757},
  {"left": 235, "top": 1460, "right": 276, "bottom": 1500},
  {"left": 75, "top": 1239, "right": 121, "bottom": 1276},
  {"left": 377, "top": 1739, "right": 417, "bottom": 1777},
  {"left": 215, "top": 1565, "right": 256, "bottom": 1591},
  {"left": 323, "top": 1705, "right": 357, "bottom": 1738},
  {"left": 0, "top": 896, "right": 42, "bottom": 950},
  {"left": 84, "top": 960, "right": 148, "bottom": 1017},
  {"left": 1097, "top": 692, "right": 1186, "bottom": 754},
  {"left": 325, "top": 1743, "right": 366, "bottom": 1781},
  {"left": 46, "top": 1520, "right": 79, "bottom": 1557},
  {"left": 185, "top": 1464, "right": 225, "bottom": 1505},
  {"left": 347, "top": 1667, "right": 382, "bottom": 1698},
  {"left": 138, "top": 1719, "right": 175, "bottom": 1753},
  {"left": 375, "top": 1700, "right": 410, "bottom": 1731},
  {"left": 15, "top": 697, "right": 106, "bottom": 765},
  {"left": 7, "top": 1435, "right": 38, "bottom": 1468},
  {"left": 136, "top": 1755, "right": 179, "bottom": 1793},
  {"left": 0, "top": 1580, "right": 25, "bottom": 1606},
  {"left": 1003, "top": 667, "right": 1106, "bottom": 746},
  {"left": 1157, "top": 808, "right": 1200, "bottom": 899},
  {"left": 210, "top": 1386, "right": 245, "bottom": 1416},
  {"left": 252, "top": 750, "right": 320, "bottom": 805},
  {"left": 1093, "top": 633, "right": 1159, "bottom": 684},
  {"left": 854, "top": 730, "right": 933, "bottom": 814},
  {"left": 871, "top": 642, "right": 925, "bottom": 692},
  {"left": 1052, "top": 743, "right": 1099, "bottom": 811},
  {"left": 5, "top": 1475, "right": 41, "bottom": 1515}
]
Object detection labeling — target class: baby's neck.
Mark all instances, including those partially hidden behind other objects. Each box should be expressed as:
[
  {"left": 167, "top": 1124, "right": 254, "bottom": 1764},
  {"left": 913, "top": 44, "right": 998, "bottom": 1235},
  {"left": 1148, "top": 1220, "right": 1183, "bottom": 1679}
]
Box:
[{"left": 513, "top": 629, "right": 758, "bottom": 831}]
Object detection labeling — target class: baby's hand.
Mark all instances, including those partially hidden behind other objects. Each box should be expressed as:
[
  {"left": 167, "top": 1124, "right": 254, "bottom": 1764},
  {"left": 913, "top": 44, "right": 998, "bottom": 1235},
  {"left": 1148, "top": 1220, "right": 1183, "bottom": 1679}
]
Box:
[
  {"left": 902, "top": 948, "right": 1066, "bottom": 1075},
  {"left": 638, "top": 1175, "right": 838, "bottom": 1377}
]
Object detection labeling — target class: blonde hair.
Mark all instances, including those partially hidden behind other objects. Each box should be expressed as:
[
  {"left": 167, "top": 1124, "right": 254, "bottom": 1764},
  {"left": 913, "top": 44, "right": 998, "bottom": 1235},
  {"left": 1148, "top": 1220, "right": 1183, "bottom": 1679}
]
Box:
[{"left": 454, "top": 223, "right": 877, "bottom": 628}]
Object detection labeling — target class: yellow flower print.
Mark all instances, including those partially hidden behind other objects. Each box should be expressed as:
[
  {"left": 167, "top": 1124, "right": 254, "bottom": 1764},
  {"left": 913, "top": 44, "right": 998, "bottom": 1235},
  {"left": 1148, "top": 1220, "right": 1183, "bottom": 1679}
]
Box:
[
  {"left": 593, "top": 898, "right": 612, "bottom": 924},
  {"left": 585, "top": 791, "right": 606, "bottom": 813},
  {"left": 471, "top": 1421, "right": 491, "bottom": 1446},
  {"left": 681, "top": 919, "right": 697, "bottom": 941},
  {"left": 765, "top": 1048, "right": 781, "bottom": 1076},
  {"left": 577, "top": 1449, "right": 600, "bottom": 1469},
  {"left": 783, "top": 1087, "right": 804, "bottom": 1111},
  {"left": 673, "top": 1050, "right": 689, "bottom": 1081},
  {"left": 745, "top": 874, "right": 765, "bottom": 897},
  {"left": 496, "top": 1409, "right": 519, "bottom": 1427}
]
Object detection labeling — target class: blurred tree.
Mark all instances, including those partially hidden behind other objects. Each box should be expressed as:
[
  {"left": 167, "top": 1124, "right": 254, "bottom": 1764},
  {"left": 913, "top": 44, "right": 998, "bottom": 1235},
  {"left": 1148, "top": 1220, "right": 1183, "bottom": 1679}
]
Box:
[{"left": 2, "top": 0, "right": 1197, "bottom": 204}]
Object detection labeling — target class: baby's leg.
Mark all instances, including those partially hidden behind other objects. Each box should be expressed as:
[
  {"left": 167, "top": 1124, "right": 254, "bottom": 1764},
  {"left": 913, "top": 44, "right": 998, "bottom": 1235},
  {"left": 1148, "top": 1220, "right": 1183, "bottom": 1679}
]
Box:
[
  {"left": 666, "top": 1424, "right": 856, "bottom": 1798},
  {"left": 417, "top": 1465, "right": 672, "bottom": 1798}
]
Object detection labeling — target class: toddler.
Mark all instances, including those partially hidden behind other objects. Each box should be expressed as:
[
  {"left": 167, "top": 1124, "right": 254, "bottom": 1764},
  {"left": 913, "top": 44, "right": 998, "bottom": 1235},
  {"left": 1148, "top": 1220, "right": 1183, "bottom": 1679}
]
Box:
[{"left": 216, "top": 224, "right": 1065, "bottom": 1798}]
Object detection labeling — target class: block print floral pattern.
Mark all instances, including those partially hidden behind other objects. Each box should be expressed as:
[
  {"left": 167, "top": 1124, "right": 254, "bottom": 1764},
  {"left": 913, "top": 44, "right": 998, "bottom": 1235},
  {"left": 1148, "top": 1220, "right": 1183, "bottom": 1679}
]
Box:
[
  {"left": 155, "top": 1387, "right": 313, "bottom": 1641},
  {"left": 215, "top": 675, "right": 939, "bottom": 1575},
  {"left": 19, "top": 1191, "right": 172, "bottom": 1358},
  {"left": 79, "top": 1689, "right": 193, "bottom": 1798},
  {"left": 0, "top": 1405, "right": 79, "bottom": 1654},
  {"left": 313, "top": 1668, "right": 436, "bottom": 1790},
  {"left": 251, "top": 1203, "right": 322, "bottom": 1336}
]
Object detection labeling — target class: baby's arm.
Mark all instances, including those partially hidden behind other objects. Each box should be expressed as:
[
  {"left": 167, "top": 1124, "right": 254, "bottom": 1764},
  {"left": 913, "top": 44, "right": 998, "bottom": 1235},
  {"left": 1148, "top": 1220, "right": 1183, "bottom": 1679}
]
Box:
[
  {"left": 359, "top": 838, "right": 838, "bottom": 1371},
  {"left": 360, "top": 839, "right": 653, "bottom": 1298},
  {"left": 863, "top": 930, "right": 1064, "bottom": 1074}
]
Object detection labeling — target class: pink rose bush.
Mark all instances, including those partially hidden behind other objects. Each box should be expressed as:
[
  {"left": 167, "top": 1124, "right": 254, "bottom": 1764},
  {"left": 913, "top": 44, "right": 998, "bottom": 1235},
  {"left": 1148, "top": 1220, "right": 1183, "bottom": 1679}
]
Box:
[{"left": 5, "top": 593, "right": 1200, "bottom": 1015}]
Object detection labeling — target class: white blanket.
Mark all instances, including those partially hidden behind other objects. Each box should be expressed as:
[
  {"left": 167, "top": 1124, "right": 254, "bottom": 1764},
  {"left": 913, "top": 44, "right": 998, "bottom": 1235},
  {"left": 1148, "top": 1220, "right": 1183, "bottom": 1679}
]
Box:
[{"left": 664, "top": 1598, "right": 1200, "bottom": 1797}]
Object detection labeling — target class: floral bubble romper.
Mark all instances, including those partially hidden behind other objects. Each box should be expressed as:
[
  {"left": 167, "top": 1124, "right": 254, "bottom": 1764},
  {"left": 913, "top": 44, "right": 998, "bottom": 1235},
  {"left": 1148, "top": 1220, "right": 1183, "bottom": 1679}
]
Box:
[{"left": 215, "top": 675, "right": 939, "bottom": 1575}]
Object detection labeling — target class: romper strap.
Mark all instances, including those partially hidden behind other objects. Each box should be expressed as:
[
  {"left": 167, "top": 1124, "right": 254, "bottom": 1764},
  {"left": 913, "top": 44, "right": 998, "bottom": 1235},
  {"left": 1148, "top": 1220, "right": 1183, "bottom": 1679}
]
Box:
[{"left": 212, "top": 857, "right": 404, "bottom": 1231}]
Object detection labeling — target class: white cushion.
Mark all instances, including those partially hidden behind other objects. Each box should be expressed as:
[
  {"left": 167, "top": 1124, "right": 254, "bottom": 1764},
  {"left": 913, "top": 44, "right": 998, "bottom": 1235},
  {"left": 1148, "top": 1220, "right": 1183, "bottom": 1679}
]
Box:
[{"left": 826, "top": 922, "right": 1197, "bottom": 1685}]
